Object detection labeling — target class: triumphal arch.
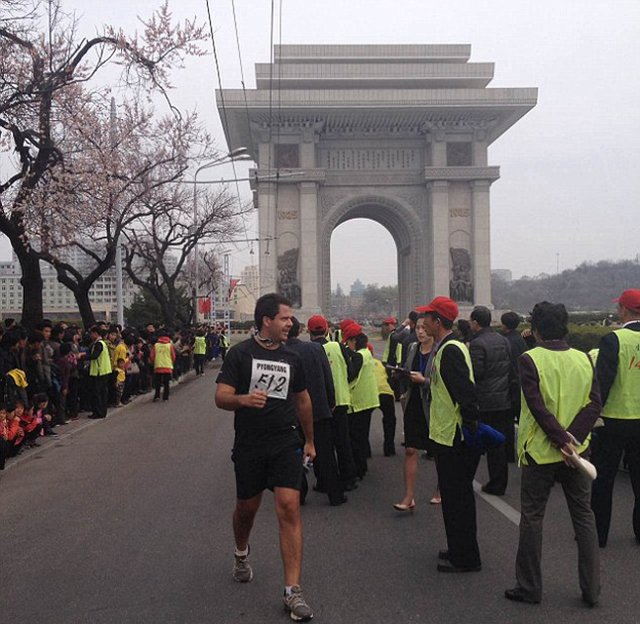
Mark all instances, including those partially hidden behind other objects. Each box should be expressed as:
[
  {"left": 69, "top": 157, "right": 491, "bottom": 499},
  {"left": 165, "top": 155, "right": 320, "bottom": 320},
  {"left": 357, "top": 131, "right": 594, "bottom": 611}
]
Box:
[{"left": 218, "top": 44, "right": 537, "bottom": 317}]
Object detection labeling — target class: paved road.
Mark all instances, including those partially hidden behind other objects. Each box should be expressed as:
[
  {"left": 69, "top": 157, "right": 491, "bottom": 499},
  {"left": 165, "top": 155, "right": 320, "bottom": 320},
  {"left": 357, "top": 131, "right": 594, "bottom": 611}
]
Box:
[{"left": 2, "top": 355, "right": 640, "bottom": 624}]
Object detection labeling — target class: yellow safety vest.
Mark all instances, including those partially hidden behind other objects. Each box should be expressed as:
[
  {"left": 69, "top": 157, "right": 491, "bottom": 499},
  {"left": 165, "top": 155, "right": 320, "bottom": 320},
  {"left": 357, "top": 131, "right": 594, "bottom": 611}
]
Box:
[
  {"left": 323, "top": 341, "right": 350, "bottom": 407},
  {"left": 429, "top": 340, "right": 474, "bottom": 447},
  {"left": 90, "top": 340, "right": 112, "bottom": 377},
  {"left": 194, "top": 336, "right": 206, "bottom": 355},
  {"left": 382, "top": 337, "right": 402, "bottom": 364},
  {"left": 372, "top": 358, "right": 394, "bottom": 397},
  {"left": 154, "top": 342, "right": 174, "bottom": 371},
  {"left": 518, "top": 346, "right": 593, "bottom": 465},
  {"left": 348, "top": 348, "right": 380, "bottom": 413},
  {"left": 601, "top": 329, "right": 640, "bottom": 419}
]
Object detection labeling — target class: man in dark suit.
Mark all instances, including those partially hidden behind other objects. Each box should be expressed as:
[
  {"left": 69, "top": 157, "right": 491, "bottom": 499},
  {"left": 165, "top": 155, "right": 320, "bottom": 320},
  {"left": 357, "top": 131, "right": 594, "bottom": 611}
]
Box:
[{"left": 287, "top": 317, "right": 346, "bottom": 506}]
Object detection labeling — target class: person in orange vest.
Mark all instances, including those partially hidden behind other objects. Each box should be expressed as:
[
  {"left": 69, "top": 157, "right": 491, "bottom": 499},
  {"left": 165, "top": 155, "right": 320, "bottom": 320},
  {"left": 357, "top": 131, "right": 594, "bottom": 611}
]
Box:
[{"left": 151, "top": 330, "right": 176, "bottom": 402}]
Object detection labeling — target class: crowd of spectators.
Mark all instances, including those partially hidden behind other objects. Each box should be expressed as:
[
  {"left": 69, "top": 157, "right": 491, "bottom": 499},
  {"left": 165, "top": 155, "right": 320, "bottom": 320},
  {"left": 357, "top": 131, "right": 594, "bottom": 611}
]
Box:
[{"left": 0, "top": 318, "right": 230, "bottom": 469}]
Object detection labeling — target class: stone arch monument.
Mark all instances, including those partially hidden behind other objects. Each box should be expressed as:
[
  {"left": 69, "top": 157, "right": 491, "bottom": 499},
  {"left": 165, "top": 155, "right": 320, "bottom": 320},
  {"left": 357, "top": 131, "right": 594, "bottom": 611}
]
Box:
[{"left": 217, "top": 44, "right": 537, "bottom": 318}]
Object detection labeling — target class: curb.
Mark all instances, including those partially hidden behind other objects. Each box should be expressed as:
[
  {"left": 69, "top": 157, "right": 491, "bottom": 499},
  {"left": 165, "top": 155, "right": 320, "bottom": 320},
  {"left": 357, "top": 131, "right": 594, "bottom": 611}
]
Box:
[{"left": 2, "top": 360, "right": 222, "bottom": 474}]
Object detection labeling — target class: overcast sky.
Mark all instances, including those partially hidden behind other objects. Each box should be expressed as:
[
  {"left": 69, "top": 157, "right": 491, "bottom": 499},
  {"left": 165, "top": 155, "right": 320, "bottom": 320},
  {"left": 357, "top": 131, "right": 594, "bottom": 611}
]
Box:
[{"left": 2, "top": 0, "right": 639, "bottom": 291}]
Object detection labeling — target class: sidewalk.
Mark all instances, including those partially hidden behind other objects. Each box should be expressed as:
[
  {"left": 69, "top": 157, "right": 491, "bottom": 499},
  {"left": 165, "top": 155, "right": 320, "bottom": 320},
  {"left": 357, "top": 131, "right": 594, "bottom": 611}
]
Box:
[{"left": 2, "top": 359, "right": 222, "bottom": 473}]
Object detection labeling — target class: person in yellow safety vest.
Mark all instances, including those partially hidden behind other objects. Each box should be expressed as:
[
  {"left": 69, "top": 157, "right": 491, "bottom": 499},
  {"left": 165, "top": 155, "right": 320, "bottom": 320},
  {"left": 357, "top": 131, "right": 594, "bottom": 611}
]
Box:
[
  {"left": 419, "top": 296, "right": 482, "bottom": 573},
  {"left": 151, "top": 331, "right": 176, "bottom": 402},
  {"left": 218, "top": 328, "right": 230, "bottom": 361},
  {"left": 592, "top": 289, "right": 640, "bottom": 547},
  {"left": 505, "top": 301, "right": 601, "bottom": 607},
  {"left": 308, "top": 315, "right": 359, "bottom": 492},
  {"left": 194, "top": 329, "right": 207, "bottom": 376},
  {"left": 85, "top": 325, "right": 112, "bottom": 419},
  {"left": 337, "top": 318, "right": 354, "bottom": 344},
  {"left": 372, "top": 357, "right": 396, "bottom": 456},
  {"left": 344, "top": 322, "right": 379, "bottom": 480},
  {"left": 381, "top": 318, "right": 402, "bottom": 364}
]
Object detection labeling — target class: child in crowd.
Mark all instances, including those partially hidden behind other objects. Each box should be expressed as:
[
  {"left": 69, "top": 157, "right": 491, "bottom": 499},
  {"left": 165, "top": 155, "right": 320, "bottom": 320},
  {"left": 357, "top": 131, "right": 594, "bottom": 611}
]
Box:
[
  {"left": 17, "top": 401, "right": 42, "bottom": 447},
  {"left": 114, "top": 355, "right": 127, "bottom": 407},
  {"left": 5, "top": 405, "right": 26, "bottom": 457},
  {"left": 0, "top": 403, "right": 9, "bottom": 469},
  {"left": 33, "top": 393, "right": 57, "bottom": 438}
]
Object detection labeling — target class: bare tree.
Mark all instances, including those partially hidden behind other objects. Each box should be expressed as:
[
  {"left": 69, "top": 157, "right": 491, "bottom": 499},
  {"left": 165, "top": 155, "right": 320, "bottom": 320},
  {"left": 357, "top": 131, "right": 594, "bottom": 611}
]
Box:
[{"left": 122, "top": 184, "right": 246, "bottom": 327}]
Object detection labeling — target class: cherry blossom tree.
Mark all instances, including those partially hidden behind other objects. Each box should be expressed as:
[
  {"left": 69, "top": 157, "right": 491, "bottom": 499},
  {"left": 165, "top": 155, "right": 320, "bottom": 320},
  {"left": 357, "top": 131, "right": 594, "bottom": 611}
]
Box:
[{"left": 0, "top": 0, "right": 208, "bottom": 327}]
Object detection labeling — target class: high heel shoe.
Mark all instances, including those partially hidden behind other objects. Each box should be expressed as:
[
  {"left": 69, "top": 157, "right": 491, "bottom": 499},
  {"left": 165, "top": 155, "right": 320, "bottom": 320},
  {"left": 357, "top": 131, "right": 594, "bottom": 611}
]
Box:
[{"left": 393, "top": 500, "right": 416, "bottom": 511}]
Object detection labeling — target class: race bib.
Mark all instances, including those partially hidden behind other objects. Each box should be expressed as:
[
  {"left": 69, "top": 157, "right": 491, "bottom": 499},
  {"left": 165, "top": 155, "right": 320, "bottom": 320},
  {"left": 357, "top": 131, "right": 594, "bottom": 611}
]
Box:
[{"left": 250, "top": 358, "right": 291, "bottom": 400}]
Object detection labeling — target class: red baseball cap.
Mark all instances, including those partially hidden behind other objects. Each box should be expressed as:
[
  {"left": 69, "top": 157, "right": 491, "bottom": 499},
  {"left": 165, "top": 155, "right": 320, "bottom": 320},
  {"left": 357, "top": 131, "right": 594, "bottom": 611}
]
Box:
[
  {"left": 339, "top": 318, "right": 355, "bottom": 331},
  {"left": 415, "top": 296, "right": 459, "bottom": 322},
  {"left": 383, "top": 317, "right": 397, "bottom": 325},
  {"left": 342, "top": 322, "right": 363, "bottom": 341},
  {"left": 307, "top": 315, "right": 328, "bottom": 333},
  {"left": 614, "top": 289, "right": 640, "bottom": 312}
]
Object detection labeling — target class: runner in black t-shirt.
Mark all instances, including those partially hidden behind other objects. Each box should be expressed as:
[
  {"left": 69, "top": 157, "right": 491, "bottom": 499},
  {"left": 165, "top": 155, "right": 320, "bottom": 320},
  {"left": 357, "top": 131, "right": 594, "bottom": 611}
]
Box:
[{"left": 215, "top": 293, "right": 316, "bottom": 622}]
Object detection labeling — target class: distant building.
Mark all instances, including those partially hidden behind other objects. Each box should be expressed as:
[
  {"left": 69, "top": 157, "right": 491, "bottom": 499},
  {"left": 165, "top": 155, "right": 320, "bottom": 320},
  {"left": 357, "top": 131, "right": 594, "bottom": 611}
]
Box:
[
  {"left": 241, "top": 264, "right": 260, "bottom": 299},
  {"left": 350, "top": 279, "right": 365, "bottom": 297},
  {"left": 491, "top": 269, "right": 513, "bottom": 283},
  {"left": 207, "top": 279, "right": 256, "bottom": 323},
  {"left": 0, "top": 253, "right": 137, "bottom": 321}
]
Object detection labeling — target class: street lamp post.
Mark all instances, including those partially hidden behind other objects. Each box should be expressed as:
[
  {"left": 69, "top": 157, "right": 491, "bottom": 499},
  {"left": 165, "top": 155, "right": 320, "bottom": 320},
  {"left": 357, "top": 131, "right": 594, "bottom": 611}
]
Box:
[{"left": 192, "top": 148, "right": 251, "bottom": 323}]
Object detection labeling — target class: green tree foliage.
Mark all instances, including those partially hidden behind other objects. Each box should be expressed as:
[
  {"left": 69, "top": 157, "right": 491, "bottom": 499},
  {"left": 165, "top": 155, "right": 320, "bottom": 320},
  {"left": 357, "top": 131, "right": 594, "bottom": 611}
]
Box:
[{"left": 124, "top": 287, "right": 191, "bottom": 329}]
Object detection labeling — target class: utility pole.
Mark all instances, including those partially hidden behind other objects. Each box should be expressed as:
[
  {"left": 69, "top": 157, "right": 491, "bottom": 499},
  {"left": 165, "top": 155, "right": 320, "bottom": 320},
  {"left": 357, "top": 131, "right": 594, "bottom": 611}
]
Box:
[
  {"left": 224, "top": 252, "right": 231, "bottom": 336},
  {"left": 111, "top": 97, "right": 124, "bottom": 326}
]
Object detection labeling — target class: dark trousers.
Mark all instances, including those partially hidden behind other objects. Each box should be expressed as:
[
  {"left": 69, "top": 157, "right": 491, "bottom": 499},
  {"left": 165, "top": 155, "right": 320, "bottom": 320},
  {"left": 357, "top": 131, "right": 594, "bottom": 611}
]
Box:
[
  {"left": 591, "top": 426, "right": 640, "bottom": 546},
  {"left": 435, "top": 433, "right": 481, "bottom": 568},
  {"left": 194, "top": 354, "right": 205, "bottom": 375},
  {"left": 154, "top": 372, "right": 171, "bottom": 400},
  {"left": 313, "top": 418, "right": 344, "bottom": 503},
  {"left": 332, "top": 406, "right": 357, "bottom": 485},
  {"left": 0, "top": 437, "right": 8, "bottom": 469},
  {"left": 91, "top": 374, "right": 110, "bottom": 418},
  {"left": 67, "top": 376, "right": 79, "bottom": 418},
  {"left": 348, "top": 409, "right": 372, "bottom": 479},
  {"left": 378, "top": 393, "right": 396, "bottom": 454},
  {"left": 517, "top": 460, "right": 600, "bottom": 603},
  {"left": 480, "top": 409, "right": 511, "bottom": 493}
]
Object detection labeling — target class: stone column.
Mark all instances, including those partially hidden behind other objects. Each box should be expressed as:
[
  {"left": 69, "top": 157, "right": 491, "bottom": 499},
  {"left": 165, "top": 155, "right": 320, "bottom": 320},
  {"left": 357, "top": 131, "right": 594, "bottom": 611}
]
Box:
[
  {"left": 429, "top": 180, "right": 450, "bottom": 297},
  {"left": 299, "top": 182, "right": 319, "bottom": 310},
  {"left": 471, "top": 180, "right": 492, "bottom": 306},
  {"left": 258, "top": 182, "right": 278, "bottom": 295}
]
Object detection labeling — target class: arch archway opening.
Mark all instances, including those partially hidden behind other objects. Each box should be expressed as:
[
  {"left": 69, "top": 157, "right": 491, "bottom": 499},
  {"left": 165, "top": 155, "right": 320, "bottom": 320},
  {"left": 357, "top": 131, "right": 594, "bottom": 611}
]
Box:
[{"left": 329, "top": 218, "right": 399, "bottom": 322}]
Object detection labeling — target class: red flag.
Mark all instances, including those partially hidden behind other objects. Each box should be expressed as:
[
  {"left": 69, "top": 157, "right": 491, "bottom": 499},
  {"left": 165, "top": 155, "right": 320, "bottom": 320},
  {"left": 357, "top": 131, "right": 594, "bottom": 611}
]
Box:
[
  {"left": 229, "top": 279, "right": 239, "bottom": 298},
  {"left": 198, "top": 297, "right": 211, "bottom": 314}
]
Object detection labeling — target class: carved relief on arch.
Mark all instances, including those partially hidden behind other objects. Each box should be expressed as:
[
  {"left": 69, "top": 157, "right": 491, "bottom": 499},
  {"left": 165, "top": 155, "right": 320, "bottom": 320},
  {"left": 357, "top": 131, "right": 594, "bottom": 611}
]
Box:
[
  {"left": 449, "top": 229, "right": 473, "bottom": 304},
  {"left": 277, "top": 232, "right": 301, "bottom": 308}
]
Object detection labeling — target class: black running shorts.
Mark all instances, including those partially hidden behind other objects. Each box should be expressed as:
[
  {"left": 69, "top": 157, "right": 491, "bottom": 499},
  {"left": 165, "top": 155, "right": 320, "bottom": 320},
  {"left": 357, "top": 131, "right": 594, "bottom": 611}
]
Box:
[{"left": 232, "top": 438, "right": 304, "bottom": 500}]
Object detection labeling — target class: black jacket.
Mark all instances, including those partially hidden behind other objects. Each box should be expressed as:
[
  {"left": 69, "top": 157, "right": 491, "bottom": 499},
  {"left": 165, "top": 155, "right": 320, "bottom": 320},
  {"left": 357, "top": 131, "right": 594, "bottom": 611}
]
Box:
[
  {"left": 469, "top": 328, "right": 513, "bottom": 412},
  {"left": 286, "top": 338, "right": 335, "bottom": 422}
]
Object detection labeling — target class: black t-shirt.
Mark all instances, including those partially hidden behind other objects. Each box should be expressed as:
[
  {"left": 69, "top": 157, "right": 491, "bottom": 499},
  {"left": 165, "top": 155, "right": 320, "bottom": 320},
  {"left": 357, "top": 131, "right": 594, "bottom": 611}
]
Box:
[{"left": 216, "top": 338, "right": 306, "bottom": 445}]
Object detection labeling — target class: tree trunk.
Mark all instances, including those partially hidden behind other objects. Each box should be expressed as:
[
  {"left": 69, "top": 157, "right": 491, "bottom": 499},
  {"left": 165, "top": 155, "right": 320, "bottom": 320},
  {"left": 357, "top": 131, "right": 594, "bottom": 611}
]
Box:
[
  {"left": 73, "top": 287, "right": 96, "bottom": 329},
  {"left": 16, "top": 247, "right": 44, "bottom": 329},
  {"left": 161, "top": 299, "right": 178, "bottom": 329}
]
